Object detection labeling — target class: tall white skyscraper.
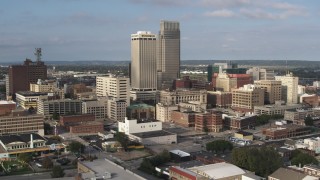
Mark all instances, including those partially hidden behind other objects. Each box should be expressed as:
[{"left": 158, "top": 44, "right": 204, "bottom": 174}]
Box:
[
  {"left": 275, "top": 72, "right": 299, "bottom": 104},
  {"left": 131, "top": 31, "right": 157, "bottom": 91},
  {"left": 157, "top": 20, "right": 180, "bottom": 89}
]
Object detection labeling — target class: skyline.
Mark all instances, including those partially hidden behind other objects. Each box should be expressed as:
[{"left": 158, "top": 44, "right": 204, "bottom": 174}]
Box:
[{"left": 0, "top": 0, "right": 319, "bottom": 62}]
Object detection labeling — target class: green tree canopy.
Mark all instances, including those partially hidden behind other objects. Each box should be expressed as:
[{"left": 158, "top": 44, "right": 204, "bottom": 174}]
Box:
[
  {"left": 232, "top": 147, "right": 282, "bottom": 177},
  {"left": 115, "top": 132, "right": 129, "bottom": 151},
  {"left": 68, "top": 141, "right": 85, "bottom": 154},
  {"left": 17, "top": 153, "right": 32, "bottom": 163},
  {"left": 206, "top": 140, "right": 233, "bottom": 153},
  {"left": 51, "top": 165, "right": 65, "bottom": 178},
  {"left": 305, "top": 115, "right": 314, "bottom": 126},
  {"left": 291, "top": 150, "right": 318, "bottom": 167}
]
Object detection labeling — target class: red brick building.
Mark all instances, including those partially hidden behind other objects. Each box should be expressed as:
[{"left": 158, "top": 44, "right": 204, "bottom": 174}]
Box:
[
  {"left": 195, "top": 111, "right": 223, "bottom": 132},
  {"left": 223, "top": 115, "right": 256, "bottom": 130},
  {"left": 174, "top": 76, "right": 192, "bottom": 89},
  {"left": 262, "top": 124, "right": 311, "bottom": 140},
  {"left": 0, "top": 101, "right": 16, "bottom": 116},
  {"left": 171, "top": 110, "right": 196, "bottom": 127},
  {"left": 60, "top": 114, "right": 95, "bottom": 126},
  {"left": 7, "top": 59, "right": 47, "bottom": 99},
  {"left": 169, "top": 166, "right": 198, "bottom": 180},
  {"left": 69, "top": 121, "right": 104, "bottom": 134},
  {"left": 207, "top": 91, "right": 232, "bottom": 108}
]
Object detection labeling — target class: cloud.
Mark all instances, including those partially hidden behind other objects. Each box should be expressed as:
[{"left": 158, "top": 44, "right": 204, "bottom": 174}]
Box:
[
  {"left": 128, "top": 0, "right": 193, "bottom": 7},
  {"left": 203, "top": 9, "right": 236, "bottom": 17},
  {"left": 201, "top": 0, "right": 307, "bottom": 20},
  {"left": 240, "top": 8, "right": 307, "bottom": 20}
]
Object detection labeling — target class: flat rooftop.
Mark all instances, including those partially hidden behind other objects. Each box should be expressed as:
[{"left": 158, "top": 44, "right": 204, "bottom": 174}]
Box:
[
  {"left": 131, "top": 130, "right": 174, "bottom": 138},
  {"left": 0, "top": 101, "right": 15, "bottom": 105},
  {"left": 16, "top": 91, "right": 48, "bottom": 96},
  {"left": 79, "top": 159, "right": 143, "bottom": 180}
]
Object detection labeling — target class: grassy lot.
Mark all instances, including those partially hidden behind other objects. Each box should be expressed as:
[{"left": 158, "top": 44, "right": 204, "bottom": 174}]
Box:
[{"left": 2, "top": 160, "right": 33, "bottom": 175}]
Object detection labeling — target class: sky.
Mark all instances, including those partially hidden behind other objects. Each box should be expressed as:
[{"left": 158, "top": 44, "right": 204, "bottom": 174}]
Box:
[{"left": 0, "top": 0, "right": 319, "bottom": 62}]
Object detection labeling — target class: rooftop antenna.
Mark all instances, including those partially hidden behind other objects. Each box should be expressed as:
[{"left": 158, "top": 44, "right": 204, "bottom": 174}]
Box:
[{"left": 34, "top": 48, "right": 42, "bottom": 62}]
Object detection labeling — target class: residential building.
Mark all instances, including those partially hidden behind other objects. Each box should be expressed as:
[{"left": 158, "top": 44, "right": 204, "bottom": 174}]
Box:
[
  {"left": 82, "top": 97, "right": 108, "bottom": 120},
  {"left": 232, "top": 84, "right": 265, "bottom": 112},
  {"left": 275, "top": 73, "right": 299, "bottom": 104},
  {"left": 107, "top": 97, "right": 126, "bottom": 121},
  {"left": 96, "top": 75, "right": 130, "bottom": 106},
  {"left": 207, "top": 91, "right": 232, "bottom": 108},
  {"left": 37, "top": 99, "right": 82, "bottom": 117},
  {"left": 126, "top": 103, "right": 155, "bottom": 120},
  {"left": 158, "top": 89, "right": 207, "bottom": 105},
  {"left": 254, "top": 80, "right": 282, "bottom": 104},
  {"left": 0, "top": 101, "right": 16, "bottom": 116},
  {"left": 246, "top": 67, "right": 274, "bottom": 81},
  {"left": 156, "top": 103, "right": 178, "bottom": 122},
  {"left": 195, "top": 111, "right": 223, "bottom": 132},
  {"left": 157, "top": 20, "right": 180, "bottom": 90},
  {"left": 131, "top": 31, "right": 157, "bottom": 91},
  {"left": 6, "top": 53, "right": 47, "bottom": 100},
  {"left": 171, "top": 110, "right": 196, "bottom": 127},
  {"left": 15, "top": 91, "right": 48, "bottom": 109},
  {"left": 0, "top": 111, "right": 44, "bottom": 136}
]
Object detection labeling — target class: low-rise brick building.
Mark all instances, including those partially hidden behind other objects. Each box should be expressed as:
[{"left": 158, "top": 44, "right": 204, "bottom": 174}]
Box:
[
  {"left": 223, "top": 114, "right": 256, "bottom": 130},
  {"left": 69, "top": 121, "right": 104, "bottom": 134},
  {"left": 171, "top": 110, "right": 196, "bottom": 127},
  {"left": 195, "top": 111, "right": 223, "bottom": 132},
  {"left": 262, "top": 124, "right": 311, "bottom": 140}
]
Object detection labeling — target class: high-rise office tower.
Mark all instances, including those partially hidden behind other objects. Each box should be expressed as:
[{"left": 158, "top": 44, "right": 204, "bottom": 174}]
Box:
[
  {"left": 96, "top": 75, "right": 130, "bottom": 106},
  {"left": 157, "top": 20, "right": 180, "bottom": 90},
  {"left": 275, "top": 72, "right": 299, "bottom": 104},
  {"left": 131, "top": 31, "right": 157, "bottom": 91},
  {"left": 6, "top": 48, "right": 47, "bottom": 100}
]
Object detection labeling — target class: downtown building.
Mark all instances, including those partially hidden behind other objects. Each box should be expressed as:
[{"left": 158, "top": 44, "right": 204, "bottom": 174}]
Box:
[
  {"left": 96, "top": 75, "right": 130, "bottom": 106},
  {"left": 157, "top": 20, "right": 180, "bottom": 90},
  {"left": 6, "top": 57, "right": 47, "bottom": 100},
  {"left": 130, "top": 31, "right": 157, "bottom": 101},
  {"left": 254, "top": 80, "right": 282, "bottom": 104},
  {"left": 275, "top": 72, "right": 299, "bottom": 104}
]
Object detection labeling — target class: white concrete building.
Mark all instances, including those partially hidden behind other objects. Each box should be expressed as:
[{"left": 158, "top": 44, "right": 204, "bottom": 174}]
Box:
[
  {"left": 156, "top": 103, "right": 178, "bottom": 122},
  {"left": 179, "top": 101, "right": 206, "bottom": 112},
  {"left": 275, "top": 73, "right": 299, "bottom": 104},
  {"left": 247, "top": 67, "right": 274, "bottom": 81},
  {"left": 96, "top": 75, "right": 130, "bottom": 106},
  {"left": 304, "top": 137, "right": 320, "bottom": 153},
  {"left": 15, "top": 91, "right": 48, "bottom": 109},
  {"left": 37, "top": 99, "right": 82, "bottom": 117},
  {"left": 118, "top": 117, "right": 162, "bottom": 135}
]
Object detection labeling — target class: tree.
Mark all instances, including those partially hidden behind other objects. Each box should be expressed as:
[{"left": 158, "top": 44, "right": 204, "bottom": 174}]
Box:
[
  {"left": 42, "top": 157, "right": 53, "bottom": 169},
  {"left": 68, "top": 141, "right": 85, "bottom": 154},
  {"left": 44, "top": 123, "right": 52, "bottom": 135},
  {"left": 305, "top": 115, "right": 314, "bottom": 126},
  {"left": 115, "top": 132, "right": 129, "bottom": 151},
  {"left": 51, "top": 165, "right": 65, "bottom": 178},
  {"left": 18, "top": 153, "right": 32, "bottom": 163},
  {"left": 52, "top": 112, "right": 59, "bottom": 120},
  {"left": 232, "top": 147, "right": 282, "bottom": 177},
  {"left": 206, "top": 140, "right": 233, "bottom": 153},
  {"left": 291, "top": 150, "right": 318, "bottom": 167}
]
